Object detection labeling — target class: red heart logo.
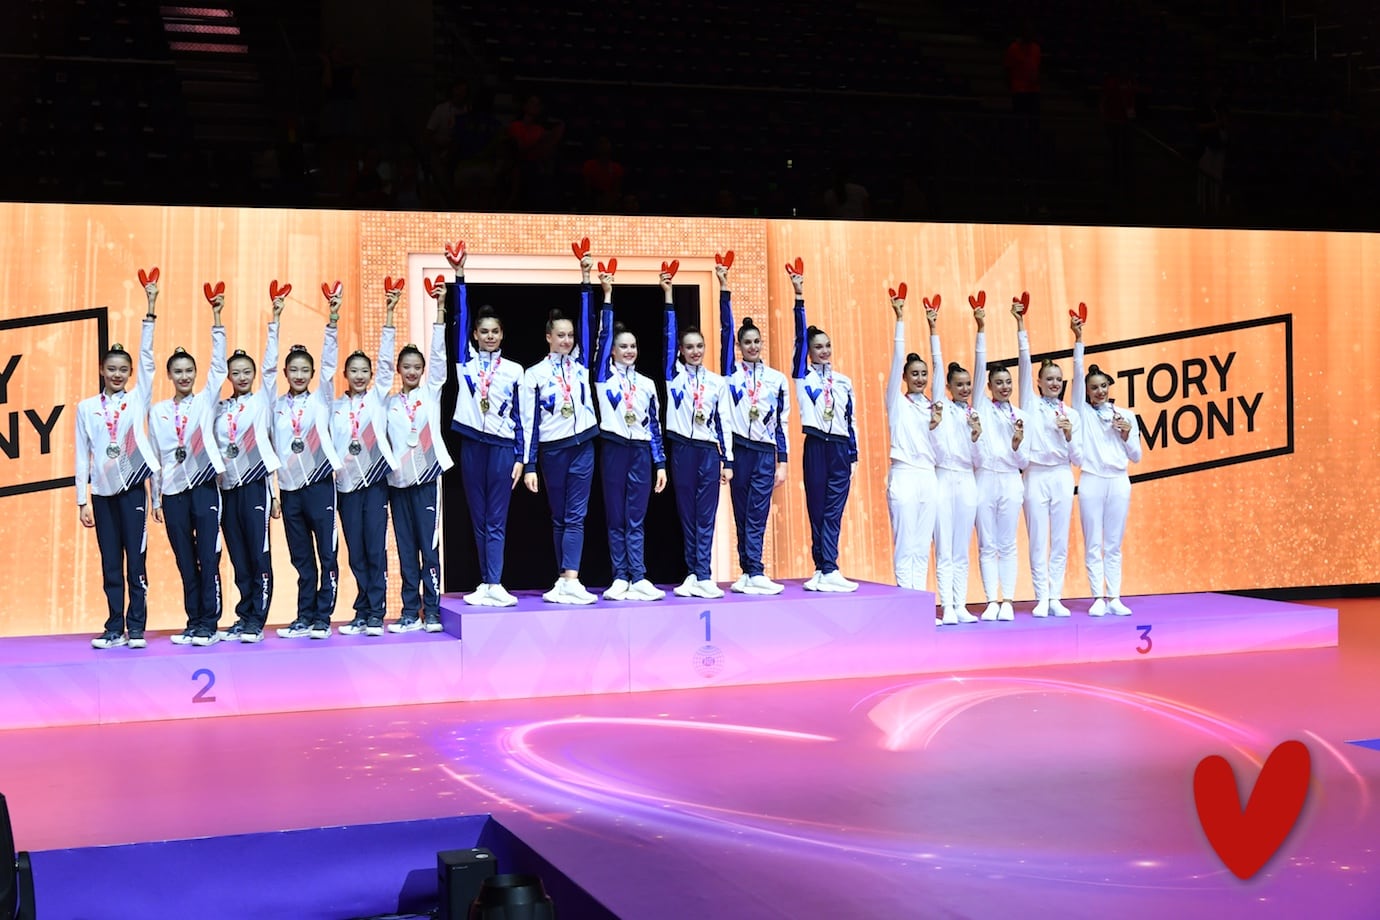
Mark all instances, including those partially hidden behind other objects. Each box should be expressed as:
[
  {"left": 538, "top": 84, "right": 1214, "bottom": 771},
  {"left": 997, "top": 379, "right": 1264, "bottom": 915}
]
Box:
[
  {"left": 784, "top": 256, "right": 804, "bottom": 276},
  {"left": 716, "top": 250, "right": 735, "bottom": 270},
  {"left": 445, "top": 240, "right": 465, "bottom": 263},
  {"left": 1014, "top": 291, "right": 1031, "bottom": 315},
  {"left": 923, "top": 294, "right": 941, "bottom": 312},
  {"left": 571, "top": 236, "right": 591, "bottom": 259},
  {"left": 660, "top": 259, "right": 679, "bottom": 278},
  {"left": 1070, "top": 302, "right": 1088, "bottom": 323},
  {"left": 969, "top": 290, "right": 986, "bottom": 310},
  {"left": 423, "top": 274, "right": 445, "bottom": 297},
  {"left": 320, "top": 280, "right": 342, "bottom": 300},
  {"left": 598, "top": 258, "right": 618, "bottom": 275},
  {"left": 202, "top": 282, "right": 224, "bottom": 303},
  {"left": 1194, "top": 740, "right": 1310, "bottom": 880},
  {"left": 138, "top": 267, "right": 160, "bottom": 286},
  {"left": 888, "top": 282, "right": 908, "bottom": 300},
  {"left": 270, "top": 280, "right": 291, "bottom": 299},
  {"left": 385, "top": 275, "right": 406, "bottom": 293}
]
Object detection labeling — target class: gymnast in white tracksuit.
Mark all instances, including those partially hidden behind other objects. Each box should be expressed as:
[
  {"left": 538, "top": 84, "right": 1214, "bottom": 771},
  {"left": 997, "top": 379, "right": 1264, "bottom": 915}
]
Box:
[
  {"left": 972, "top": 304, "right": 1029, "bottom": 621},
  {"left": 927, "top": 305, "right": 988, "bottom": 624},
  {"left": 1070, "top": 314, "right": 1142, "bottom": 616},
  {"left": 884, "top": 290, "right": 941, "bottom": 600},
  {"left": 1013, "top": 298, "right": 1082, "bottom": 617}
]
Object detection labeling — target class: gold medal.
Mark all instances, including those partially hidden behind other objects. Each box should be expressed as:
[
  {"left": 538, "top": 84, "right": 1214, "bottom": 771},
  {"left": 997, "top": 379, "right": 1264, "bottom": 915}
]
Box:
[
  {"left": 694, "top": 410, "right": 707, "bottom": 424},
  {"left": 560, "top": 402, "right": 574, "bottom": 418},
  {"left": 822, "top": 408, "right": 834, "bottom": 422},
  {"left": 748, "top": 406, "right": 760, "bottom": 420},
  {"left": 624, "top": 411, "right": 637, "bottom": 425},
  {"left": 480, "top": 397, "right": 490, "bottom": 414}
]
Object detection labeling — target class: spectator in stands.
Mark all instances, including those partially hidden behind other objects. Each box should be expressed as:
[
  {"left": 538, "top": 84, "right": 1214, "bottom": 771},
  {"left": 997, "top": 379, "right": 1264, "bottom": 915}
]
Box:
[
  {"left": 425, "top": 80, "right": 473, "bottom": 191},
  {"left": 1195, "top": 81, "right": 1228, "bottom": 217},
  {"left": 582, "top": 136, "right": 625, "bottom": 212},
  {"left": 507, "top": 95, "right": 565, "bottom": 210},
  {"left": 1004, "top": 23, "right": 1041, "bottom": 128},
  {"left": 821, "top": 162, "right": 869, "bottom": 219},
  {"left": 1101, "top": 60, "right": 1140, "bottom": 206}
]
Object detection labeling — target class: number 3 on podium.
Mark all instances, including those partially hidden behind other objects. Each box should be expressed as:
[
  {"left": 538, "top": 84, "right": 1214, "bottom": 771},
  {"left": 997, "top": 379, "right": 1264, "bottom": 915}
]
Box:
[{"left": 1135, "top": 624, "right": 1152, "bottom": 655}]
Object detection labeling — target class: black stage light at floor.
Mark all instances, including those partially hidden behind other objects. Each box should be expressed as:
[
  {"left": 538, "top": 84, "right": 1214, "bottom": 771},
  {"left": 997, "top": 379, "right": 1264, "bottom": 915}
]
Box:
[
  {"left": 0, "top": 793, "right": 37, "bottom": 920},
  {"left": 438, "top": 848, "right": 497, "bottom": 920},
  {"left": 468, "top": 874, "right": 555, "bottom": 919}
]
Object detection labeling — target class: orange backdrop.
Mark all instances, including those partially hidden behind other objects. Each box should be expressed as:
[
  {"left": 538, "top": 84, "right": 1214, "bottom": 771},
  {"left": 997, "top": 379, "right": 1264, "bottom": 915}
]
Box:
[{"left": 1, "top": 204, "right": 1375, "bottom": 637}]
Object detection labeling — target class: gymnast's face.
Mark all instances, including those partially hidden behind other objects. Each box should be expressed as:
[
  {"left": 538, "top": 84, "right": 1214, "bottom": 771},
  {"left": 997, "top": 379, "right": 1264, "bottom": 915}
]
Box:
[
  {"left": 1039, "top": 364, "right": 1064, "bottom": 399},
  {"left": 102, "top": 354, "right": 132, "bottom": 392},
  {"left": 285, "top": 355, "right": 315, "bottom": 395},
  {"left": 345, "top": 355, "right": 373, "bottom": 395},
  {"left": 168, "top": 356, "right": 197, "bottom": 397},
  {"left": 738, "top": 328, "right": 762, "bottom": 363},
  {"left": 988, "top": 368, "right": 1013, "bottom": 402},
  {"left": 228, "top": 356, "right": 256, "bottom": 396},
  {"left": 1087, "top": 374, "right": 1112, "bottom": 407},
  {"left": 613, "top": 332, "right": 638, "bottom": 366},
  {"left": 547, "top": 319, "right": 575, "bottom": 356},
  {"left": 905, "top": 359, "right": 928, "bottom": 394},
  {"left": 398, "top": 353, "right": 425, "bottom": 390},
  {"left": 947, "top": 370, "right": 973, "bottom": 402},
  {"left": 473, "top": 317, "right": 503, "bottom": 354},
  {"left": 808, "top": 332, "right": 832, "bottom": 365},
  {"left": 679, "top": 332, "right": 705, "bottom": 367}
]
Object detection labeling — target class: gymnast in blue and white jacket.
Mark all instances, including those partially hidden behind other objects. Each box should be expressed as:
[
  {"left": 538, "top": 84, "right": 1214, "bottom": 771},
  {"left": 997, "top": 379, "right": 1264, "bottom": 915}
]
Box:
[
  {"left": 662, "top": 269, "right": 733, "bottom": 599},
  {"left": 519, "top": 250, "right": 601, "bottom": 605},
  {"left": 592, "top": 270, "right": 668, "bottom": 602},
  {"left": 789, "top": 261, "right": 860, "bottom": 593},
  {"left": 718, "top": 266, "right": 790, "bottom": 595},
  {"left": 446, "top": 246, "right": 525, "bottom": 609}
]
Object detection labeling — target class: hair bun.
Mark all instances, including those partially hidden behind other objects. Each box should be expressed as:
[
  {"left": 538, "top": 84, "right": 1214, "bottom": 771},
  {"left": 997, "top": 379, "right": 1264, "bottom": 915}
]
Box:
[
  {"left": 905, "top": 352, "right": 921, "bottom": 364},
  {"left": 232, "top": 348, "right": 248, "bottom": 356},
  {"left": 1088, "top": 363, "right": 1102, "bottom": 374},
  {"left": 348, "top": 349, "right": 368, "bottom": 358},
  {"left": 403, "top": 342, "right": 418, "bottom": 350},
  {"left": 112, "top": 343, "right": 124, "bottom": 351},
  {"left": 948, "top": 361, "right": 961, "bottom": 373},
  {"left": 289, "top": 343, "right": 307, "bottom": 352},
  {"left": 173, "top": 346, "right": 187, "bottom": 354},
  {"left": 741, "top": 317, "right": 756, "bottom": 328}
]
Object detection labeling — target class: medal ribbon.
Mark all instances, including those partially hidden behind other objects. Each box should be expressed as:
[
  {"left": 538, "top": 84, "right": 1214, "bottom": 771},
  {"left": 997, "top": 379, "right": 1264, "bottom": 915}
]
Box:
[
  {"left": 1044, "top": 396, "right": 1065, "bottom": 418},
  {"left": 289, "top": 393, "right": 307, "bottom": 439},
  {"left": 476, "top": 353, "right": 501, "bottom": 406},
  {"left": 689, "top": 366, "right": 704, "bottom": 415},
  {"left": 100, "top": 393, "right": 125, "bottom": 448},
  {"left": 226, "top": 399, "right": 246, "bottom": 447},
  {"left": 996, "top": 400, "right": 1017, "bottom": 424},
  {"left": 819, "top": 364, "right": 834, "bottom": 418},
  {"left": 348, "top": 393, "right": 367, "bottom": 442},
  {"left": 173, "top": 397, "right": 189, "bottom": 448},
  {"left": 551, "top": 355, "right": 573, "bottom": 408},
  {"left": 746, "top": 362, "right": 762, "bottom": 415},
  {"left": 619, "top": 364, "right": 637, "bottom": 414},
  {"left": 399, "top": 392, "right": 422, "bottom": 432}
]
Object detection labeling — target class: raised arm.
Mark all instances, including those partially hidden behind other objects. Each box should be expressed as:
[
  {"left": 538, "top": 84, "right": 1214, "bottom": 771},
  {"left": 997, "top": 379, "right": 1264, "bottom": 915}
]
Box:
[
  {"left": 204, "top": 290, "right": 227, "bottom": 400},
  {"left": 428, "top": 283, "right": 447, "bottom": 389},
  {"left": 886, "top": 286, "right": 907, "bottom": 417},
  {"left": 593, "top": 270, "right": 615, "bottom": 384},
  {"left": 263, "top": 287, "right": 285, "bottom": 400},
  {"left": 972, "top": 298, "right": 990, "bottom": 410},
  {"left": 446, "top": 241, "right": 471, "bottom": 366},
  {"left": 574, "top": 245, "right": 597, "bottom": 369},
  {"left": 1013, "top": 294, "right": 1034, "bottom": 409},
  {"left": 376, "top": 287, "right": 399, "bottom": 396},
  {"left": 789, "top": 260, "right": 808, "bottom": 379},
  {"left": 319, "top": 285, "right": 341, "bottom": 404},
  {"left": 136, "top": 288, "right": 157, "bottom": 405},
  {"left": 716, "top": 254, "right": 734, "bottom": 377},
  {"left": 1071, "top": 312, "right": 1086, "bottom": 411},
  {"left": 662, "top": 269, "right": 677, "bottom": 382}
]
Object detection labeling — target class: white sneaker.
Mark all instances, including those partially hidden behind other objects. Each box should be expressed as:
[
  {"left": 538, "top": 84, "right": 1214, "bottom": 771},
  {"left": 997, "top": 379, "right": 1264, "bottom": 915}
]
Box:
[
  {"left": 694, "top": 578, "right": 724, "bottom": 599},
  {"left": 604, "top": 579, "right": 631, "bottom": 601},
  {"left": 674, "top": 575, "right": 700, "bottom": 597},
  {"left": 744, "top": 574, "right": 784, "bottom": 595},
  {"left": 1088, "top": 598, "right": 1108, "bottom": 617},
  {"left": 1032, "top": 601, "right": 1050, "bottom": 618},
  {"left": 935, "top": 615, "right": 944, "bottom": 626},
  {"left": 464, "top": 584, "right": 493, "bottom": 606},
  {"left": 730, "top": 575, "right": 750, "bottom": 594},
  {"left": 980, "top": 602, "right": 1000, "bottom": 621},
  {"left": 998, "top": 601, "right": 1014, "bottom": 621},
  {"left": 1049, "top": 599, "right": 1071, "bottom": 618},
  {"left": 941, "top": 607, "right": 958, "bottom": 625},
  {"left": 816, "top": 570, "right": 858, "bottom": 593},
  {"left": 629, "top": 579, "right": 667, "bottom": 600},
  {"left": 803, "top": 571, "right": 824, "bottom": 591},
  {"left": 563, "top": 578, "right": 598, "bottom": 605},
  {"left": 542, "top": 580, "right": 566, "bottom": 604},
  {"left": 955, "top": 607, "right": 979, "bottom": 623},
  {"left": 486, "top": 584, "right": 519, "bottom": 607},
  {"left": 1109, "top": 598, "right": 1133, "bottom": 616}
]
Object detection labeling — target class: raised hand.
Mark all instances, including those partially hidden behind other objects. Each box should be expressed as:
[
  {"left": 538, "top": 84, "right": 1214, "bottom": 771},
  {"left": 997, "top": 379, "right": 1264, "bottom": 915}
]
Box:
[
  {"left": 444, "top": 239, "right": 467, "bottom": 273},
  {"left": 660, "top": 259, "right": 677, "bottom": 298},
  {"left": 422, "top": 273, "right": 446, "bottom": 303},
  {"left": 384, "top": 275, "right": 405, "bottom": 312},
  {"left": 714, "top": 250, "right": 734, "bottom": 288},
  {"left": 969, "top": 290, "right": 986, "bottom": 327},
  {"left": 321, "top": 280, "right": 343, "bottom": 323},
  {"left": 138, "top": 267, "right": 160, "bottom": 315},
  {"left": 203, "top": 280, "right": 225, "bottom": 315},
  {"left": 598, "top": 257, "right": 617, "bottom": 297},
  {"left": 270, "top": 279, "right": 292, "bottom": 319},
  {"left": 572, "top": 236, "right": 593, "bottom": 281},
  {"left": 785, "top": 256, "right": 804, "bottom": 294},
  {"left": 888, "top": 282, "right": 908, "bottom": 319},
  {"left": 1011, "top": 290, "right": 1031, "bottom": 319},
  {"left": 1070, "top": 301, "right": 1088, "bottom": 338}
]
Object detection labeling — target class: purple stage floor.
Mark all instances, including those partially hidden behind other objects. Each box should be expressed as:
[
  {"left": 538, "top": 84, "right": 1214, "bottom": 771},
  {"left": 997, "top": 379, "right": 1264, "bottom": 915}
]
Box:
[{"left": 2, "top": 599, "right": 1376, "bottom": 919}]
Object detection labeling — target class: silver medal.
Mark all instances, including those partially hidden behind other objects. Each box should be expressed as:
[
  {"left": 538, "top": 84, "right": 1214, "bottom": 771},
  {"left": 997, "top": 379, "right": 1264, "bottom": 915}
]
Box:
[
  {"left": 105, "top": 443, "right": 121, "bottom": 459},
  {"left": 407, "top": 430, "right": 420, "bottom": 447},
  {"left": 348, "top": 439, "right": 362, "bottom": 456},
  {"left": 290, "top": 437, "right": 305, "bottom": 454},
  {"left": 224, "top": 443, "right": 240, "bottom": 459},
  {"left": 174, "top": 446, "right": 187, "bottom": 463}
]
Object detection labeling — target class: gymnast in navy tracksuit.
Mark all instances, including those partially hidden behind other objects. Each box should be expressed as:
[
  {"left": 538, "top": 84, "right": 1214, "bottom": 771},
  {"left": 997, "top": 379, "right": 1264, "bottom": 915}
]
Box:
[
  {"left": 788, "top": 259, "right": 861, "bottom": 593},
  {"left": 387, "top": 286, "right": 455, "bottom": 632},
  {"left": 272, "top": 295, "right": 342, "bottom": 639},
  {"left": 77, "top": 276, "right": 160, "bottom": 649},
  {"left": 718, "top": 262, "right": 790, "bottom": 595},
  {"left": 519, "top": 248, "right": 601, "bottom": 606},
  {"left": 150, "top": 288, "right": 227, "bottom": 646},
  {"left": 662, "top": 267, "right": 733, "bottom": 599},
  {"left": 592, "top": 267, "right": 668, "bottom": 601},
  {"left": 214, "top": 292, "right": 283, "bottom": 643},
  {"left": 446, "top": 244, "right": 525, "bottom": 608},
  {"left": 332, "top": 288, "right": 398, "bottom": 637}
]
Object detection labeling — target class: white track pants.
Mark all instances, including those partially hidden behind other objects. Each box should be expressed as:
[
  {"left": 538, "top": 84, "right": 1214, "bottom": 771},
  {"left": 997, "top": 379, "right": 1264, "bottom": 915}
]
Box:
[
  {"left": 887, "top": 463, "right": 938, "bottom": 591},
  {"left": 934, "top": 467, "right": 978, "bottom": 610},
  {"left": 1023, "top": 464, "right": 1074, "bottom": 602},
  {"left": 1077, "top": 472, "right": 1131, "bottom": 599},
  {"left": 976, "top": 469, "right": 1024, "bottom": 602}
]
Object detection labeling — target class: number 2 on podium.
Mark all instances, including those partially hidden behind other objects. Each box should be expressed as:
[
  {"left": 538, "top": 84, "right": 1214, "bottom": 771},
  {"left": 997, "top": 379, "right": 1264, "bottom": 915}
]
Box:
[
  {"left": 192, "top": 668, "right": 217, "bottom": 703},
  {"left": 699, "top": 610, "right": 711, "bottom": 642}
]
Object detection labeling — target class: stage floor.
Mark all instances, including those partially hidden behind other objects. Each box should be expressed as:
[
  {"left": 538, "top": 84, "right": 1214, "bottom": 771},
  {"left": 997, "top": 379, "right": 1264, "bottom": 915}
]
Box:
[{"left": 3, "top": 598, "right": 1377, "bottom": 919}]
